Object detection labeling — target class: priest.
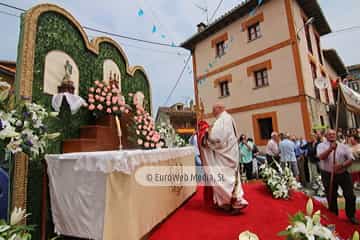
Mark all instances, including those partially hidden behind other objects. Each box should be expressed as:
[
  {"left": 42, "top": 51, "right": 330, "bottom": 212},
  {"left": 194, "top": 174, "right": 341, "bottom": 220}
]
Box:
[{"left": 198, "top": 103, "right": 248, "bottom": 214}]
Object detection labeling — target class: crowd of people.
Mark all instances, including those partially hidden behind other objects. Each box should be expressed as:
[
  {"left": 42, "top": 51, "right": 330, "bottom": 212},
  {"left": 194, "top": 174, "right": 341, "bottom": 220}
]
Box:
[
  {"left": 189, "top": 102, "right": 359, "bottom": 223},
  {"left": 237, "top": 129, "right": 360, "bottom": 186},
  {"left": 238, "top": 128, "right": 360, "bottom": 224}
]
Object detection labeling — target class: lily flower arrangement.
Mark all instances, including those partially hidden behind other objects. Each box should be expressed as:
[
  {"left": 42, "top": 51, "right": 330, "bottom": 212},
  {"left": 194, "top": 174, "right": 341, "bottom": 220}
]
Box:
[
  {"left": 259, "top": 161, "right": 300, "bottom": 199},
  {"left": 0, "top": 81, "right": 60, "bottom": 157},
  {"left": 278, "top": 198, "right": 360, "bottom": 240}
]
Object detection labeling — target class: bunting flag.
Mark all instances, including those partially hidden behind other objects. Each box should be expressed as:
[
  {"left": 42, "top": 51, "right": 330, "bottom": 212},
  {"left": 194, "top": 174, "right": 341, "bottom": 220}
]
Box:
[
  {"left": 137, "top": 9, "right": 144, "bottom": 16},
  {"left": 198, "top": 78, "right": 206, "bottom": 86},
  {"left": 161, "top": 34, "right": 166, "bottom": 39},
  {"left": 152, "top": 25, "right": 157, "bottom": 33},
  {"left": 171, "top": 42, "right": 176, "bottom": 47}
]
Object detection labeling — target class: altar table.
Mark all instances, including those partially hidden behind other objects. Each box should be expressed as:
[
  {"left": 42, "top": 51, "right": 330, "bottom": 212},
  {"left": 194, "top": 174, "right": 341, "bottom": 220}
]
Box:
[{"left": 45, "top": 147, "right": 196, "bottom": 240}]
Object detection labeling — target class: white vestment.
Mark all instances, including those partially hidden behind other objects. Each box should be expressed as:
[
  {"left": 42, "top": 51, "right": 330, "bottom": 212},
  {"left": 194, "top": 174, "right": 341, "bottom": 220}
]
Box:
[{"left": 201, "top": 111, "right": 247, "bottom": 208}]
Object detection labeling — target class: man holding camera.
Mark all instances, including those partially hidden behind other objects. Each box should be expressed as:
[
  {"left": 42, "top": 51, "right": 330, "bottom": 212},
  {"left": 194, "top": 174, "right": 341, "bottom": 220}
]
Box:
[{"left": 317, "top": 129, "right": 358, "bottom": 225}]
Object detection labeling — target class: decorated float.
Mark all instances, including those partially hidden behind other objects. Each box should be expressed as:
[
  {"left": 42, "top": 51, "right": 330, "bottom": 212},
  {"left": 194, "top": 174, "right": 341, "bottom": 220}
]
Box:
[{"left": 0, "top": 3, "right": 195, "bottom": 239}]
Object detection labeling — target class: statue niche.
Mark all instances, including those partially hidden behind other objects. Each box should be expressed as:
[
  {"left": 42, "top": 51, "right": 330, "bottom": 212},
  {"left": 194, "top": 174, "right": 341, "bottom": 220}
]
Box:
[{"left": 43, "top": 50, "right": 79, "bottom": 95}]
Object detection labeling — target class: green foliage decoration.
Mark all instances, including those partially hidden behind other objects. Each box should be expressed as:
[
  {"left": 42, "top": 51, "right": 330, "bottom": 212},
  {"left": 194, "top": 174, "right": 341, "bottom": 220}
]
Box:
[{"left": 21, "top": 10, "right": 152, "bottom": 239}]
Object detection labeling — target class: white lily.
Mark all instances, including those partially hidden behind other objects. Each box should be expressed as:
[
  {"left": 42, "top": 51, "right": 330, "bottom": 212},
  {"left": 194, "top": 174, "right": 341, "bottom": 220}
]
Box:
[
  {"left": 6, "top": 138, "right": 22, "bottom": 154},
  {"left": 312, "top": 225, "right": 336, "bottom": 240},
  {"left": 312, "top": 210, "right": 321, "bottom": 224},
  {"left": 306, "top": 198, "right": 314, "bottom": 216},
  {"left": 0, "top": 225, "right": 10, "bottom": 233},
  {"left": 23, "top": 121, "right": 30, "bottom": 128},
  {"left": 291, "top": 218, "right": 315, "bottom": 240},
  {"left": 8, "top": 234, "right": 17, "bottom": 240},
  {"left": 0, "top": 124, "right": 19, "bottom": 139},
  {"left": 238, "top": 230, "right": 259, "bottom": 240},
  {"left": 291, "top": 217, "right": 336, "bottom": 240},
  {"left": 10, "top": 207, "right": 27, "bottom": 225},
  {"left": 46, "top": 132, "right": 60, "bottom": 140},
  {"left": 33, "top": 119, "right": 43, "bottom": 129},
  {"left": 49, "top": 111, "right": 59, "bottom": 117}
]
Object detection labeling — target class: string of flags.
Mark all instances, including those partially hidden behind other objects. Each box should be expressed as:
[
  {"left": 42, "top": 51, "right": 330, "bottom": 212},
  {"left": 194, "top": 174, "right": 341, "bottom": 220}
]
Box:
[
  {"left": 136, "top": 0, "right": 264, "bottom": 82},
  {"left": 137, "top": 4, "right": 192, "bottom": 67},
  {"left": 198, "top": 0, "right": 264, "bottom": 86},
  {"left": 137, "top": 7, "right": 175, "bottom": 47}
]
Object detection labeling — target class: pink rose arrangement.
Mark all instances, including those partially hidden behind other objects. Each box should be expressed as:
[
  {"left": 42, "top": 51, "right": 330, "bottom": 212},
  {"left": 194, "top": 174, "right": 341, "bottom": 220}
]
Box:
[
  {"left": 87, "top": 80, "right": 127, "bottom": 117},
  {"left": 128, "top": 92, "right": 163, "bottom": 149},
  {"left": 133, "top": 106, "right": 162, "bottom": 149}
]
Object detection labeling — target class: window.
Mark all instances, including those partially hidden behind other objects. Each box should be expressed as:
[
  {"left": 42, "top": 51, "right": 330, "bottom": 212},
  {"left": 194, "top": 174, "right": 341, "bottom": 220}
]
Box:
[
  {"left": 315, "top": 35, "right": 323, "bottom": 64},
  {"left": 258, "top": 118, "right": 273, "bottom": 140},
  {"left": 303, "top": 18, "right": 313, "bottom": 53},
  {"left": 254, "top": 69, "right": 269, "bottom": 88},
  {"left": 248, "top": 22, "right": 261, "bottom": 41},
  {"left": 216, "top": 41, "right": 225, "bottom": 57},
  {"left": 253, "top": 111, "right": 278, "bottom": 146},
  {"left": 219, "top": 81, "right": 230, "bottom": 97},
  {"left": 311, "top": 62, "right": 320, "bottom": 100},
  {"left": 320, "top": 116, "right": 325, "bottom": 126},
  {"left": 176, "top": 105, "right": 183, "bottom": 111},
  {"left": 325, "top": 89, "right": 330, "bottom": 103}
]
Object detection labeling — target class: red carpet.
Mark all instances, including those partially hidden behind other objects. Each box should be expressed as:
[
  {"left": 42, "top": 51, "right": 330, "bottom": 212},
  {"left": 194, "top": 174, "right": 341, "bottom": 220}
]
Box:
[{"left": 150, "top": 182, "right": 359, "bottom": 240}]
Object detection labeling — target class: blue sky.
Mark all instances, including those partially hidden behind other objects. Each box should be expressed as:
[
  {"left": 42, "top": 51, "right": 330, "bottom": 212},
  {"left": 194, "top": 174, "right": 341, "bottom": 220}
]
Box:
[{"left": 0, "top": 0, "right": 359, "bottom": 115}]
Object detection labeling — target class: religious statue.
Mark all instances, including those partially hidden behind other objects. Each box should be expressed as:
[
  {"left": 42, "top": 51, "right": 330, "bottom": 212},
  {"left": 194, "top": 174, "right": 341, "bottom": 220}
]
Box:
[
  {"left": 63, "top": 60, "right": 73, "bottom": 83},
  {"left": 58, "top": 59, "right": 75, "bottom": 94},
  {"left": 133, "top": 91, "right": 145, "bottom": 109},
  {"left": 108, "top": 71, "right": 121, "bottom": 89}
]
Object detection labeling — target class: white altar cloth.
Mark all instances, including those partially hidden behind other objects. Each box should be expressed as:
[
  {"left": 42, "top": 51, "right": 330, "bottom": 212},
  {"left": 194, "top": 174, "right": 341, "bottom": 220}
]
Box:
[{"left": 45, "top": 147, "right": 196, "bottom": 240}]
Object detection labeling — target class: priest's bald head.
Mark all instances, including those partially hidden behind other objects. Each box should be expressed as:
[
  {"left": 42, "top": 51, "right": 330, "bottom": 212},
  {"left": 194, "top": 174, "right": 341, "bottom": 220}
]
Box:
[{"left": 212, "top": 102, "right": 226, "bottom": 118}]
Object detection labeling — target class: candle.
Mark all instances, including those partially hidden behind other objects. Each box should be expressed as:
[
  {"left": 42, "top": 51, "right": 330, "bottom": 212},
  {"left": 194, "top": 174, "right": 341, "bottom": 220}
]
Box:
[{"left": 115, "top": 115, "right": 122, "bottom": 149}]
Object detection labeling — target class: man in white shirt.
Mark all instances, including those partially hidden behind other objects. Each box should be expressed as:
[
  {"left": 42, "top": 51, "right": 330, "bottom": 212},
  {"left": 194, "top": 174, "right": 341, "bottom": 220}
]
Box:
[
  {"left": 266, "top": 132, "right": 280, "bottom": 167},
  {"left": 317, "top": 129, "right": 358, "bottom": 225}
]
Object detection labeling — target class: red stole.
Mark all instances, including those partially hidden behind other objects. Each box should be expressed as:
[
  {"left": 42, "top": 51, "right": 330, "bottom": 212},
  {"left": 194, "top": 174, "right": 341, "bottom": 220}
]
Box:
[{"left": 197, "top": 120, "right": 214, "bottom": 207}]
